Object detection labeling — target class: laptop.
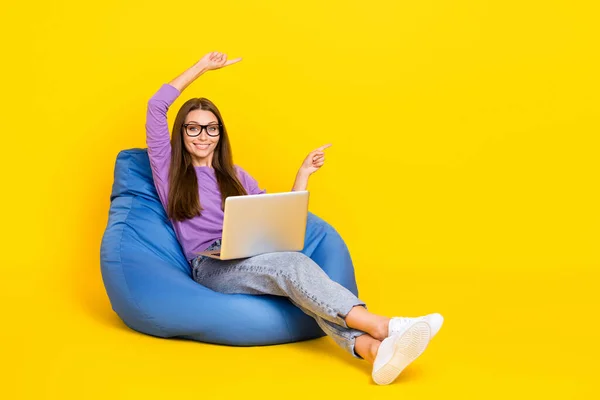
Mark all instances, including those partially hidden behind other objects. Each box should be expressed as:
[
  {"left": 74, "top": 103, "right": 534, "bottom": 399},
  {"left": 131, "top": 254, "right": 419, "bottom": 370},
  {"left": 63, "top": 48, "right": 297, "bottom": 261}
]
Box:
[{"left": 195, "top": 190, "right": 310, "bottom": 260}]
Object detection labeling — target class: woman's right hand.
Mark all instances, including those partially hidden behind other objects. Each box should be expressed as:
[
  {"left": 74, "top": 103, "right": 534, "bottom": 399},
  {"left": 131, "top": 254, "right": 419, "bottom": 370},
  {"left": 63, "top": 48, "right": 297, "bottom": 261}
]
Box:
[
  {"left": 198, "top": 51, "right": 242, "bottom": 71},
  {"left": 169, "top": 51, "right": 242, "bottom": 92}
]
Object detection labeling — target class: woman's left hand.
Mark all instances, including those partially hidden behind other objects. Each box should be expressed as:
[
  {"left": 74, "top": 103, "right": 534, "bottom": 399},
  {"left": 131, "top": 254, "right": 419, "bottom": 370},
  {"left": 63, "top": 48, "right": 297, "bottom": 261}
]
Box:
[{"left": 298, "top": 144, "right": 332, "bottom": 176}]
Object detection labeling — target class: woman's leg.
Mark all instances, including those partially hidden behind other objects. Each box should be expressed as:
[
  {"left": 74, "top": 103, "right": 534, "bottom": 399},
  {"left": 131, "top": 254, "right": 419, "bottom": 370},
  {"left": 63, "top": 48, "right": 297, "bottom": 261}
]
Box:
[
  {"left": 345, "top": 305, "right": 391, "bottom": 341},
  {"left": 192, "top": 251, "right": 433, "bottom": 385},
  {"left": 354, "top": 334, "right": 381, "bottom": 363},
  {"left": 289, "top": 301, "right": 389, "bottom": 358},
  {"left": 291, "top": 301, "right": 370, "bottom": 358},
  {"left": 192, "top": 251, "right": 385, "bottom": 356}
]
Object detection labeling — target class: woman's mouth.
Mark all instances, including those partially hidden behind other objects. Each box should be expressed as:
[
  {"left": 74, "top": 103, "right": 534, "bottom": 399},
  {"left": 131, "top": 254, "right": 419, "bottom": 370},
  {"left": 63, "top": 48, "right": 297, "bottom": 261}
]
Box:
[{"left": 194, "top": 143, "right": 210, "bottom": 150}]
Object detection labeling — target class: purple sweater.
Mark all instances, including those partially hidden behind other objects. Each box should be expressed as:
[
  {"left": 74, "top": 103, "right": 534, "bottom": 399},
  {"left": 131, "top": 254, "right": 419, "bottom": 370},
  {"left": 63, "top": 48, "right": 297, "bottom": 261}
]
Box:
[{"left": 145, "top": 83, "right": 266, "bottom": 263}]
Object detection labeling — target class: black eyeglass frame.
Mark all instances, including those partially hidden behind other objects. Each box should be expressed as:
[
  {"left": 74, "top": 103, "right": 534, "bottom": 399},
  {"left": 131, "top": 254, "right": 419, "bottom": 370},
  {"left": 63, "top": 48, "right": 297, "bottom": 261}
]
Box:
[{"left": 182, "top": 123, "right": 223, "bottom": 137}]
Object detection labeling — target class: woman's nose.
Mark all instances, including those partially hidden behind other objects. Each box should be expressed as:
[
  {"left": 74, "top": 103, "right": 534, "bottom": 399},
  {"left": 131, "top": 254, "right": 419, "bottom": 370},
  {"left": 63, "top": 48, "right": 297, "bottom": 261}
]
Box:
[{"left": 198, "top": 129, "right": 210, "bottom": 139}]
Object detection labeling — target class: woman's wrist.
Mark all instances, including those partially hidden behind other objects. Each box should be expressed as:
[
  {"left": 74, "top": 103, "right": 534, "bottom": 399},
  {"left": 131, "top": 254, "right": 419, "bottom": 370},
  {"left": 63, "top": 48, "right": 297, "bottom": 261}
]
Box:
[
  {"left": 192, "top": 61, "right": 209, "bottom": 76},
  {"left": 169, "top": 61, "right": 209, "bottom": 92},
  {"left": 292, "top": 169, "right": 310, "bottom": 191}
]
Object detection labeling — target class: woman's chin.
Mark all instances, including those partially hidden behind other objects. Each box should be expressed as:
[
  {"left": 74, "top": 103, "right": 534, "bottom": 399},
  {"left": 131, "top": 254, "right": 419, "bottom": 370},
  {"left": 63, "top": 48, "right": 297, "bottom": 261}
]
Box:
[{"left": 193, "top": 149, "right": 214, "bottom": 159}]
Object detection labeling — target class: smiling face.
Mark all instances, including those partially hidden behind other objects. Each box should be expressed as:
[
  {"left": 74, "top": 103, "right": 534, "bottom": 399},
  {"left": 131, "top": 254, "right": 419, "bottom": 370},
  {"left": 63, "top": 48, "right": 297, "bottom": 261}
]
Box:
[{"left": 183, "top": 109, "right": 221, "bottom": 167}]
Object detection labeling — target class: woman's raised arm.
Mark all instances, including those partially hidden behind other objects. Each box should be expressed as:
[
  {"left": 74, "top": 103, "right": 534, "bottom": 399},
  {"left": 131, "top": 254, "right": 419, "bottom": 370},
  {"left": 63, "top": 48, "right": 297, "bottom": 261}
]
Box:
[{"left": 145, "top": 52, "right": 242, "bottom": 208}]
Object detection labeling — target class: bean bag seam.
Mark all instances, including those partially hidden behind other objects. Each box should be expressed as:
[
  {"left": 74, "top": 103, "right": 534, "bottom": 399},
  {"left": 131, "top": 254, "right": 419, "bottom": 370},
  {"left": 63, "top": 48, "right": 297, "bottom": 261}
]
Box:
[{"left": 118, "top": 155, "right": 169, "bottom": 336}]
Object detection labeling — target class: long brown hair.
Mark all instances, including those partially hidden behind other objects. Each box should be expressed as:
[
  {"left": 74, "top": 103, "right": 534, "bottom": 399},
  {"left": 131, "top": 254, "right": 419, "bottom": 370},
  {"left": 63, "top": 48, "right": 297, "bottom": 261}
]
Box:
[{"left": 167, "top": 98, "right": 247, "bottom": 221}]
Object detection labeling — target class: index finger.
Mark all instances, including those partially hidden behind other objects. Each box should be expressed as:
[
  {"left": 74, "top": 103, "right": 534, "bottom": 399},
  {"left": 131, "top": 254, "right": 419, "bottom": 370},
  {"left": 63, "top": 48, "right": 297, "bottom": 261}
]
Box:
[
  {"left": 316, "top": 143, "right": 332, "bottom": 151},
  {"left": 224, "top": 57, "right": 243, "bottom": 66}
]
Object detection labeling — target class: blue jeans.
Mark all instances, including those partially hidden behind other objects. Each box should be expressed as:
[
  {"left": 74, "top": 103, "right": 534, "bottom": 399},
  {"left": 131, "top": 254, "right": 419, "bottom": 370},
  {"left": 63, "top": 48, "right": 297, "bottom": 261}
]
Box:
[{"left": 191, "top": 239, "right": 367, "bottom": 358}]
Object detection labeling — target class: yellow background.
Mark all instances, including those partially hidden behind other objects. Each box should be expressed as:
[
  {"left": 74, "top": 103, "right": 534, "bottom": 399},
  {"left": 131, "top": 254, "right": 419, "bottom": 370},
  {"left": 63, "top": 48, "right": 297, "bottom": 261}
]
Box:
[{"left": 1, "top": 0, "right": 598, "bottom": 398}]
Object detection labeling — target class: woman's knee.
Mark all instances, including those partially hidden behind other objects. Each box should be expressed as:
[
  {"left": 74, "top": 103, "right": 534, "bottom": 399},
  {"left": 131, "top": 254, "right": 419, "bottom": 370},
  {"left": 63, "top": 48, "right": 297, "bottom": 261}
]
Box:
[
  {"left": 253, "top": 251, "right": 314, "bottom": 274},
  {"left": 282, "top": 252, "right": 315, "bottom": 268}
]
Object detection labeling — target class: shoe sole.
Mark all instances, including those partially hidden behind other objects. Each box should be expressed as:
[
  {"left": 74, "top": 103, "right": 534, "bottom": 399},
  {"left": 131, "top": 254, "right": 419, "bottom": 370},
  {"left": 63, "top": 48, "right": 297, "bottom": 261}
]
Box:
[{"left": 372, "top": 321, "right": 431, "bottom": 385}]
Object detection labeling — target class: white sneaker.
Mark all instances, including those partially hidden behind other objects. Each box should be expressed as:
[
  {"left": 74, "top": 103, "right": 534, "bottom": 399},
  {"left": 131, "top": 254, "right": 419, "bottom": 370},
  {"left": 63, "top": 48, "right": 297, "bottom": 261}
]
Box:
[
  {"left": 372, "top": 320, "right": 431, "bottom": 385},
  {"left": 389, "top": 313, "right": 444, "bottom": 339}
]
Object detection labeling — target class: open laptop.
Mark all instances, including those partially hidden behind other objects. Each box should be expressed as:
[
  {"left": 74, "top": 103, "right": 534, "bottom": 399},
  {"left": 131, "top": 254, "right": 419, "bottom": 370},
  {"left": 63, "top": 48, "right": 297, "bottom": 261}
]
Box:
[{"left": 195, "top": 190, "right": 310, "bottom": 260}]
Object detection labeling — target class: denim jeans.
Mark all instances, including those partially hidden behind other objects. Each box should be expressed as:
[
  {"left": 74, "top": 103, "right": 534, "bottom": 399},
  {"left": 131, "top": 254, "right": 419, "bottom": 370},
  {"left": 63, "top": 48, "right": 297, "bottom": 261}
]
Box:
[{"left": 191, "top": 239, "right": 367, "bottom": 358}]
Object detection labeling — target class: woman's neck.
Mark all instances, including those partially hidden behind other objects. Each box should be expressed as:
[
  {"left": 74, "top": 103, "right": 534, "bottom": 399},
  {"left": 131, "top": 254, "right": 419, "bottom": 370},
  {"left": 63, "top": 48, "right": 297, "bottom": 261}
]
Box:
[{"left": 191, "top": 155, "right": 213, "bottom": 167}]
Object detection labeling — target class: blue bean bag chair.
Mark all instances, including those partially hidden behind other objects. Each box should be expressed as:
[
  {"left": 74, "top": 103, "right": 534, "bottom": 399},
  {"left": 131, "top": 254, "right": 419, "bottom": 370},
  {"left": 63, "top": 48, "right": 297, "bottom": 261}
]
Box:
[{"left": 100, "top": 148, "right": 359, "bottom": 345}]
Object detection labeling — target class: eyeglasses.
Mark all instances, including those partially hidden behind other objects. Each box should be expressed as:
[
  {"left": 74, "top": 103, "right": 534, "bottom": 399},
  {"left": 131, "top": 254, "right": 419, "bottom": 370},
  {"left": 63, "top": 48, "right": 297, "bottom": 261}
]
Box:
[{"left": 182, "top": 123, "right": 222, "bottom": 137}]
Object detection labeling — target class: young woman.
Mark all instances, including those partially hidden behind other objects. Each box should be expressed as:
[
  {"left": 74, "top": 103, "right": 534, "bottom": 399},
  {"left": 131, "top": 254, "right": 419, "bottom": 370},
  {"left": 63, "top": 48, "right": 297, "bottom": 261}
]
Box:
[{"left": 145, "top": 51, "right": 443, "bottom": 385}]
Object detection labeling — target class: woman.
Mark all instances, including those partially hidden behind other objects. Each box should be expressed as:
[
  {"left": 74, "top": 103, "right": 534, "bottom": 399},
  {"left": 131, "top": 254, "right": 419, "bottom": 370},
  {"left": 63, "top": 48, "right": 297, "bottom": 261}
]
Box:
[{"left": 145, "top": 51, "right": 443, "bottom": 385}]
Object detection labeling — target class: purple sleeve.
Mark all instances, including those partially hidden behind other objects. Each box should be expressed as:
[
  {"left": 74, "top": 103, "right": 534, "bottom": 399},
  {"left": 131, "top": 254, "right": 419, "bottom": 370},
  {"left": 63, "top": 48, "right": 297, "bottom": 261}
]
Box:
[
  {"left": 145, "top": 83, "right": 181, "bottom": 209},
  {"left": 235, "top": 166, "right": 267, "bottom": 195}
]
